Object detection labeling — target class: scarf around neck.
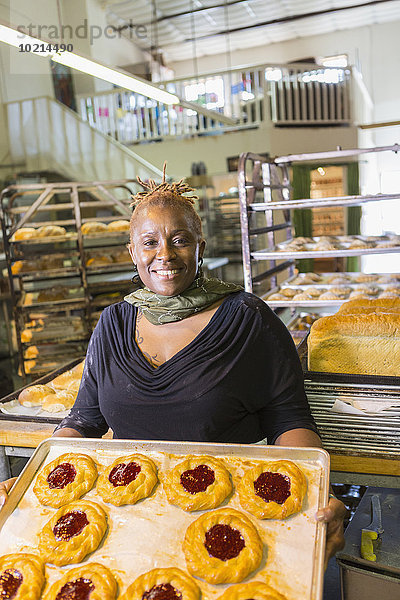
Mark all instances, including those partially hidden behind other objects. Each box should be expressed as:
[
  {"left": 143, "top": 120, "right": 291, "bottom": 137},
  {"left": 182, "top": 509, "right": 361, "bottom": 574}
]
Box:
[{"left": 124, "top": 275, "right": 243, "bottom": 325}]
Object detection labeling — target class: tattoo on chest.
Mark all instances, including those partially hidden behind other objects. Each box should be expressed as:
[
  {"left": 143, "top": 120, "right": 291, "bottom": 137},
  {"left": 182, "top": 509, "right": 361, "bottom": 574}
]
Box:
[{"left": 135, "top": 309, "right": 161, "bottom": 368}]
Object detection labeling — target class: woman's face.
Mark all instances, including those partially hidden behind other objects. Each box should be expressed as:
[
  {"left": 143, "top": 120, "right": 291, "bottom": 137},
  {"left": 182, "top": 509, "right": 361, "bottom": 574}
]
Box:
[{"left": 129, "top": 205, "right": 205, "bottom": 296}]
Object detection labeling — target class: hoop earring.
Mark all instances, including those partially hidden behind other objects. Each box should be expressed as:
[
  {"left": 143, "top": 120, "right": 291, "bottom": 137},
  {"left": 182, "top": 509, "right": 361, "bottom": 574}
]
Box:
[
  {"left": 196, "top": 256, "right": 204, "bottom": 279},
  {"left": 131, "top": 264, "right": 143, "bottom": 286}
]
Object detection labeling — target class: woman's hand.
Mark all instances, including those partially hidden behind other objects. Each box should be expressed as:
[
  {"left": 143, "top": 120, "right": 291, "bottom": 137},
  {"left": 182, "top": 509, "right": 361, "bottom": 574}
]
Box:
[
  {"left": 0, "top": 477, "right": 17, "bottom": 507},
  {"left": 316, "top": 496, "right": 348, "bottom": 569}
]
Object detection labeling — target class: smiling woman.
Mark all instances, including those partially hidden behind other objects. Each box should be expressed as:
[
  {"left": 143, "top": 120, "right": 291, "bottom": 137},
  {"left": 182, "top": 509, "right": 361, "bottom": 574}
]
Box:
[{"left": 0, "top": 165, "right": 346, "bottom": 567}]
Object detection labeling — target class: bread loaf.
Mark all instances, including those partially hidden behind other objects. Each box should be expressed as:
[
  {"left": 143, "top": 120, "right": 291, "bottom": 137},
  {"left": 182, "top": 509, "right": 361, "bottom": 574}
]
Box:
[
  {"left": 106, "top": 219, "right": 130, "bottom": 232},
  {"left": 36, "top": 225, "right": 66, "bottom": 237},
  {"left": 81, "top": 221, "right": 107, "bottom": 234},
  {"left": 308, "top": 312, "right": 400, "bottom": 376},
  {"left": 18, "top": 384, "right": 55, "bottom": 407},
  {"left": 12, "top": 227, "right": 37, "bottom": 241},
  {"left": 339, "top": 297, "right": 400, "bottom": 314}
]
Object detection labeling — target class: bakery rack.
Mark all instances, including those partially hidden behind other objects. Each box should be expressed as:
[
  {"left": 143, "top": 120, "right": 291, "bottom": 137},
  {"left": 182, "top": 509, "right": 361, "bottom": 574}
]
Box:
[
  {"left": 0, "top": 179, "right": 138, "bottom": 379},
  {"left": 237, "top": 144, "right": 400, "bottom": 306}
]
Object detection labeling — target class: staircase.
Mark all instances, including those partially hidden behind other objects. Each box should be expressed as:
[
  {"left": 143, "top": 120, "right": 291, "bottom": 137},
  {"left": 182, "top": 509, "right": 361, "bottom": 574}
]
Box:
[{"left": 5, "top": 96, "right": 164, "bottom": 182}]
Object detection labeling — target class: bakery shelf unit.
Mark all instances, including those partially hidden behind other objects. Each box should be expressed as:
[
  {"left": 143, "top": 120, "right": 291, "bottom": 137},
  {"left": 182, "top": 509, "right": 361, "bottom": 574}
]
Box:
[
  {"left": 238, "top": 144, "right": 400, "bottom": 308},
  {"left": 0, "top": 179, "right": 138, "bottom": 380}
]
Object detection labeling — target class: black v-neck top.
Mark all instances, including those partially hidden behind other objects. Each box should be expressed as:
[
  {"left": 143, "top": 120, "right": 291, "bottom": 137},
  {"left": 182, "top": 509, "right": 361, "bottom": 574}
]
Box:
[{"left": 57, "top": 291, "right": 317, "bottom": 443}]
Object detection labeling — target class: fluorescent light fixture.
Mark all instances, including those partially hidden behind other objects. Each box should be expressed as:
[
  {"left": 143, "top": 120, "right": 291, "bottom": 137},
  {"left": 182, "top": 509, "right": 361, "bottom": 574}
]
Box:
[
  {"left": 0, "top": 23, "right": 179, "bottom": 105},
  {"left": 52, "top": 53, "right": 179, "bottom": 105}
]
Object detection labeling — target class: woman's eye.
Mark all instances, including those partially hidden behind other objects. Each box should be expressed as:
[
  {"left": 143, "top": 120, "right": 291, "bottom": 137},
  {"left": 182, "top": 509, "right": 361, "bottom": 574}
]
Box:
[
  {"left": 174, "top": 238, "right": 188, "bottom": 245},
  {"left": 143, "top": 240, "right": 157, "bottom": 246}
]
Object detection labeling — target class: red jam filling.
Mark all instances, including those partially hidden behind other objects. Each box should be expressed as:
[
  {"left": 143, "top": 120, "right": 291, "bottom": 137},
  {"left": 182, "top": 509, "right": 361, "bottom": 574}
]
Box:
[
  {"left": 204, "top": 524, "right": 245, "bottom": 560},
  {"left": 180, "top": 464, "right": 215, "bottom": 494},
  {"left": 47, "top": 463, "right": 77, "bottom": 489},
  {"left": 55, "top": 577, "right": 95, "bottom": 600},
  {"left": 142, "top": 583, "right": 182, "bottom": 600},
  {"left": 0, "top": 569, "right": 23, "bottom": 600},
  {"left": 254, "top": 471, "right": 291, "bottom": 505},
  {"left": 53, "top": 510, "right": 89, "bottom": 541},
  {"left": 108, "top": 462, "right": 141, "bottom": 487}
]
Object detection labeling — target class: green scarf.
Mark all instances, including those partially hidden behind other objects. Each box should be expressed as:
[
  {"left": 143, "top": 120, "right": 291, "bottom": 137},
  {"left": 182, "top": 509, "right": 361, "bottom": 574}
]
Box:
[{"left": 124, "top": 275, "right": 243, "bottom": 325}]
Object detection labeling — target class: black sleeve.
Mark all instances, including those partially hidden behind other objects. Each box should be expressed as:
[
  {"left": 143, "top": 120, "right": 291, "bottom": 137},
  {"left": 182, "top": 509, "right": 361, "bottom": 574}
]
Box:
[
  {"left": 239, "top": 298, "right": 318, "bottom": 444},
  {"left": 54, "top": 316, "right": 109, "bottom": 438}
]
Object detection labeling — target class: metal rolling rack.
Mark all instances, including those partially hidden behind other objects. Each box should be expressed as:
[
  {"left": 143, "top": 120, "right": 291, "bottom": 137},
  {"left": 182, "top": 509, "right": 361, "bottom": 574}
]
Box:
[
  {"left": 0, "top": 179, "right": 137, "bottom": 380},
  {"left": 238, "top": 146, "right": 400, "bottom": 478}
]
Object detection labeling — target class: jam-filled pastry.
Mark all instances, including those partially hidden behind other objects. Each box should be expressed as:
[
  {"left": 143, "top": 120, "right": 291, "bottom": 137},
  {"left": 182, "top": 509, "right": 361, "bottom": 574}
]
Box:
[
  {"left": 0, "top": 553, "right": 45, "bottom": 600},
  {"left": 183, "top": 508, "right": 263, "bottom": 584},
  {"left": 237, "top": 460, "right": 307, "bottom": 520},
  {"left": 96, "top": 453, "right": 158, "bottom": 506},
  {"left": 38, "top": 499, "right": 107, "bottom": 566},
  {"left": 119, "top": 567, "right": 200, "bottom": 600},
  {"left": 163, "top": 455, "right": 232, "bottom": 511},
  {"left": 216, "top": 581, "right": 288, "bottom": 600},
  {"left": 42, "top": 562, "right": 117, "bottom": 600},
  {"left": 33, "top": 453, "right": 98, "bottom": 508}
]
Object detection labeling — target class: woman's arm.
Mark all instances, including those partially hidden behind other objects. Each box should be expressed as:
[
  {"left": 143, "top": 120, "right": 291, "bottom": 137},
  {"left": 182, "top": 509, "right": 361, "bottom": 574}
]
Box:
[
  {"left": 276, "top": 428, "right": 347, "bottom": 569},
  {"left": 52, "top": 427, "right": 84, "bottom": 438}
]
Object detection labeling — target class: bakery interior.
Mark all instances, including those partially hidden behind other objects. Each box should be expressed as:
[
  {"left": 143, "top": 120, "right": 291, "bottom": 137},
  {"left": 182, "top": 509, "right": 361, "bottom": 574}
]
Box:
[{"left": 0, "top": 0, "right": 399, "bottom": 598}]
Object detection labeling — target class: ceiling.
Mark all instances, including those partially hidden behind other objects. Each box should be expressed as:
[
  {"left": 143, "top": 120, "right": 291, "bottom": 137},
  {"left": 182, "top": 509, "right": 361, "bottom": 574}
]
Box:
[{"left": 102, "top": 0, "right": 400, "bottom": 64}]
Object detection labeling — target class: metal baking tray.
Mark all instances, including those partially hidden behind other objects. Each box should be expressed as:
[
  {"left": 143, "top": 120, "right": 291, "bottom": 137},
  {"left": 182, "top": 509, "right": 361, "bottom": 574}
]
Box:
[
  {"left": 0, "top": 438, "right": 330, "bottom": 600},
  {"left": 0, "top": 357, "right": 83, "bottom": 424},
  {"left": 284, "top": 272, "right": 400, "bottom": 286},
  {"left": 263, "top": 286, "right": 345, "bottom": 307}
]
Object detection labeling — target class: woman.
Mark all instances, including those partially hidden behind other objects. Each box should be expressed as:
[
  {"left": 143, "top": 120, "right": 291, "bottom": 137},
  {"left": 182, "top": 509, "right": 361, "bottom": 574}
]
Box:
[{"left": 0, "top": 170, "right": 346, "bottom": 567}]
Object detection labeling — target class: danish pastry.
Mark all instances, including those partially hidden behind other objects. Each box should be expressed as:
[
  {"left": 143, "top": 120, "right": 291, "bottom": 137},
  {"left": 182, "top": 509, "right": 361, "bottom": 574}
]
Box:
[
  {"left": 33, "top": 453, "right": 98, "bottom": 507},
  {"left": 0, "top": 553, "right": 45, "bottom": 600},
  {"left": 38, "top": 499, "right": 107, "bottom": 566},
  {"left": 120, "top": 567, "right": 200, "bottom": 600},
  {"left": 96, "top": 453, "right": 158, "bottom": 506},
  {"left": 42, "top": 562, "right": 117, "bottom": 600},
  {"left": 183, "top": 508, "right": 263, "bottom": 584},
  {"left": 163, "top": 455, "right": 232, "bottom": 512},
  {"left": 237, "top": 460, "right": 307, "bottom": 520},
  {"left": 216, "top": 581, "right": 287, "bottom": 600}
]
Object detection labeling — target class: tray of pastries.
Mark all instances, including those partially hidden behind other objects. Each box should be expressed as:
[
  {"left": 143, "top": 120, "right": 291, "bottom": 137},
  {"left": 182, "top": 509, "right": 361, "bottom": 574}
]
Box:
[
  {"left": 0, "top": 438, "right": 329, "bottom": 600},
  {"left": 263, "top": 272, "right": 400, "bottom": 307},
  {"left": 0, "top": 358, "right": 85, "bottom": 419},
  {"left": 10, "top": 225, "right": 77, "bottom": 244},
  {"left": 253, "top": 235, "right": 400, "bottom": 260},
  {"left": 21, "top": 286, "right": 86, "bottom": 309}
]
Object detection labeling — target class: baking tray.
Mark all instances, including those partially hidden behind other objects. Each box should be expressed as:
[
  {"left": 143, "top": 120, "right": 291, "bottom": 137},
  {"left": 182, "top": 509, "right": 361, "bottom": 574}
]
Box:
[
  {"left": 20, "top": 289, "right": 86, "bottom": 310},
  {"left": 284, "top": 272, "right": 400, "bottom": 286},
  {"left": 0, "top": 357, "right": 84, "bottom": 423},
  {"left": 0, "top": 438, "right": 329, "bottom": 600},
  {"left": 262, "top": 287, "right": 344, "bottom": 308}
]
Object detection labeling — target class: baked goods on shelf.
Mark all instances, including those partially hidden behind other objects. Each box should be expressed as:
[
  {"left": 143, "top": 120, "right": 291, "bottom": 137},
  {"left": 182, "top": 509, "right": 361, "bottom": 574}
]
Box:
[
  {"left": 216, "top": 581, "right": 287, "bottom": 600},
  {"left": 338, "top": 297, "right": 400, "bottom": 314},
  {"left": 38, "top": 499, "right": 107, "bottom": 566},
  {"left": 33, "top": 453, "right": 98, "bottom": 507},
  {"left": 42, "top": 562, "right": 117, "bottom": 600},
  {"left": 37, "top": 286, "right": 69, "bottom": 303},
  {"left": 18, "top": 384, "right": 55, "bottom": 407},
  {"left": 36, "top": 225, "right": 67, "bottom": 237},
  {"left": 308, "top": 311, "right": 400, "bottom": 376},
  {"left": 0, "top": 553, "right": 45, "bottom": 600},
  {"left": 163, "top": 455, "right": 232, "bottom": 511},
  {"left": 107, "top": 219, "right": 130, "bottom": 232},
  {"left": 50, "top": 369, "right": 80, "bottom": 390},
  {"left": 96, "top": 453, "right": 158, "bottom": 506},
  {"left": 112, "top": 249, "right": 131, "bottom": 263},
  {"left": 11, "top": 227, "right": 37, "bottom": 241},
  {"left": 86, "top": 255, "right": 113, "bottom": 267},
  {"left": 120, "top": 568, "right": 200, "bottom": 600},
  {"left": 81, "top": 221, "right": 107, "bottom": 234},
  {"left": 183, "top": 507, "right": 263, "bottom": 584},
  {"left": 237, "top": 460, "right": 307, "bottom": 520}
]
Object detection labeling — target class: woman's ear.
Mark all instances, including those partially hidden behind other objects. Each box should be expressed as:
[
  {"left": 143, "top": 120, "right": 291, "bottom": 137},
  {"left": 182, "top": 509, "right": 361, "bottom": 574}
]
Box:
[
  {"left": 127, "top": 243, "right": 136, "bottom": 264},
  {"left": 199, "top": 239, "right": 206, "bottom": 258}
]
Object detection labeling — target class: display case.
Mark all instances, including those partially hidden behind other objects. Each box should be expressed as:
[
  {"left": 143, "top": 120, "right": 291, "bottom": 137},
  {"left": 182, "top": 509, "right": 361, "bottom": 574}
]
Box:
[
  {"left": 0, "top": 179, "right": 138, "bottom": 379},
  {"left": 238, "top": 145, "right": 400, "bottom": 308}
]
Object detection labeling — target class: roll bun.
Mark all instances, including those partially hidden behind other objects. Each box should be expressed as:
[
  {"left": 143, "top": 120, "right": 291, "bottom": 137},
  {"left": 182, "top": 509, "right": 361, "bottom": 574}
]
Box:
[
  {"left": 18, "top": 384, "right": 55, "bottom": 407},
  {"left": 106, "top": 219, "right": 130, "bottom": 232},
  {"left": 81, "top": 221, "right": 107, "bottom": 234}
]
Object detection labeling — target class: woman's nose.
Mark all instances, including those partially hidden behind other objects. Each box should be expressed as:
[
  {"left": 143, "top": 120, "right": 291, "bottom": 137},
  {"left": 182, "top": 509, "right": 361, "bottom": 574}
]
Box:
[{"left": 156, "top": 240, "right": 176, "bottom": 260}]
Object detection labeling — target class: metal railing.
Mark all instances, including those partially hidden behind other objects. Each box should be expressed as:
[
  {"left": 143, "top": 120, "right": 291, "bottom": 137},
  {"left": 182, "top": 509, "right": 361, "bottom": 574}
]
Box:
[{"left": 77, "top": 62, "right": 353, "bottom": 145}]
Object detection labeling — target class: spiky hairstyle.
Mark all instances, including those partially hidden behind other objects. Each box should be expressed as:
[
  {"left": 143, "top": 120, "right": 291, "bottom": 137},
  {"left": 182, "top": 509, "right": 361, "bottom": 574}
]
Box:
[{"left": 129, "top": 162, "right": 203, "bottom": 239}]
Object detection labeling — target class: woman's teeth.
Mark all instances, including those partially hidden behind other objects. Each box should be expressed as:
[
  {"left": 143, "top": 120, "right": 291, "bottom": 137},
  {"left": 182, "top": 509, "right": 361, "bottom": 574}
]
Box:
[{"left": 156, "top": 270, "right": 180, "bottom": 275}]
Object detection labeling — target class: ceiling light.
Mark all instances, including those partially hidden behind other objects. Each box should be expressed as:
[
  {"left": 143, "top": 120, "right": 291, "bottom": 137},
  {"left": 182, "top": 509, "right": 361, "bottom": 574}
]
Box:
[{"left": 0, "top": 22, "right": 179, "bottom": 105}]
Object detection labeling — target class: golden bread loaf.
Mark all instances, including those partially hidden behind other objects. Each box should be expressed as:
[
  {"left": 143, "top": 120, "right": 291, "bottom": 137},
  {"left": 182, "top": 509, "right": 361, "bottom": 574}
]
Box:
[
  {"left": 36, "top": 225, "right": 66, "bottom": 237},
  {"left": 86, "top": 255, "right": 113, "bottom": 267},
  {"left": 81, "top": 221, "right": 107, "bottom": 234},
  {"left": 18, "top": 384, "right": 55, "bottom": 407},
  {"left": 308, "top": 312, "right": 400, "bottom": 376},
  {"left": 106, "top": 219, "right": 130, "bottom": 232},
  {"left": 338, "top": 297, "right": 400, "bottom": 314},
  {"left": 12, "top": 227, "right": 37, "bottom": 241}
]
